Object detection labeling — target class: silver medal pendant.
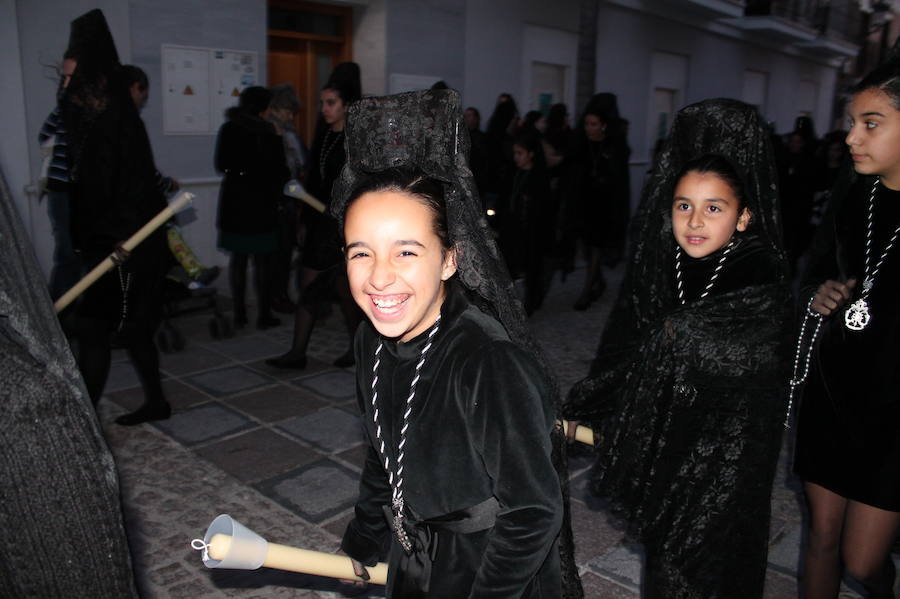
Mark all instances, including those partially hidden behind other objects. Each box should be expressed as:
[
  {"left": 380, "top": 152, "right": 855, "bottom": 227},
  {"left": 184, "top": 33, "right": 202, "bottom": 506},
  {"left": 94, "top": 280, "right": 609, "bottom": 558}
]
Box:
[
  {"left": 844, "top": 298, "right": 871, "bottom": 331},
  {"left": 391, "top": 498, "right": 413, "bottom": 553}
]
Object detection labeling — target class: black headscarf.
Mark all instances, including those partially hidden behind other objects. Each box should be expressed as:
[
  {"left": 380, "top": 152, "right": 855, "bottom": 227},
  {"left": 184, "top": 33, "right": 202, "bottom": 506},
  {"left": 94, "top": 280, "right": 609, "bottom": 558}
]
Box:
[
  {"left": 330, "top": 89, "right": 583, "bottom": 599},
  {"left": 62, "top": 9, "right": 133, "bottom": 180}
]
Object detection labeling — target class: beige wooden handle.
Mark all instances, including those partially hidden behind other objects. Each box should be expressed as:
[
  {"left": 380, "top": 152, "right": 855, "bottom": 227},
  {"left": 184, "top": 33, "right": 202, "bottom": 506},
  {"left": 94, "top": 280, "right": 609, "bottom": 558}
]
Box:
[
  {"left": 284, "top": 181, "right": 325, "bottom": 213},
  {"left": 53, "top": 191, "right": 194, "bottom": 313},
  {"left": 558, "top": 419, "right": 595, "bottom": 446},
  {"left": 207, "top": 533, "right": 388, "bottom": 585}
]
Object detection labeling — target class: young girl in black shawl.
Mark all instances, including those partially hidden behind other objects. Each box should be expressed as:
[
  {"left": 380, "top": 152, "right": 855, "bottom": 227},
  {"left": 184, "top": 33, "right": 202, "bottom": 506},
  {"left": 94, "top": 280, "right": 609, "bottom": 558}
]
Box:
[
  {"left": 564, "top": 99, "right": 792, "bottom": 598},
  {"left": 331, "top": 90, "right": 583, "bottom": 598},
  {"left": 793, "top": 46, "right": 900, "bottom": 599}
]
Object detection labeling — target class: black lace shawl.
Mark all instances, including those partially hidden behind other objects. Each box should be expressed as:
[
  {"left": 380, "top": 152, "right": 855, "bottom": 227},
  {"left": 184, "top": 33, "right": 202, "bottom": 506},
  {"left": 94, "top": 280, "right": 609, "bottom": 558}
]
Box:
[
  {"left": 564, "top": 99, "right": 793, "bottom": 598},
  {"left": 331, "top": 89, "right": 583, "bottom": 598}
]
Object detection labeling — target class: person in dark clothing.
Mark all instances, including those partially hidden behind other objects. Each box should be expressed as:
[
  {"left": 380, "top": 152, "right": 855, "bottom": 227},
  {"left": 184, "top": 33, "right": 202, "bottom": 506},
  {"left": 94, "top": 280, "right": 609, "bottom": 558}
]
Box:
[
  {"left": 39, "top": 52, "right": 80, "bottom": 301},
  {"left": 266, "top": 62, "right": 363, "bottom": 370},
  {"left": 62, "top": 9, "right": 171, "bottom": 426},
  {"left": 266, "top": 83, "right": 309, "bottom": 314},
  {"left": 563, "top": 100, "right": 792, "bottom": 599},
  {"left": 500, "top": 130, "right": 553, "bottom": 314},
  {"left": 214, "top": 86, "right": 288, "bottom": 330},
  {"left": 564, "top": 93, "right": 631, "bottom": 310},
  {"left": 793, "top": 45, "right": 900, "bottom": 599},
  {"left": 482, "top": 97, "right": 519, "bottom": 220},
  {"left": 464, "top": 106, "right": 489, "bottom": 200},
  {"left": 780, "top": 126, "right": 818, "bottom": 271},
  {"left": 332, "top": 89, "right": 582, "bottom": 599}
]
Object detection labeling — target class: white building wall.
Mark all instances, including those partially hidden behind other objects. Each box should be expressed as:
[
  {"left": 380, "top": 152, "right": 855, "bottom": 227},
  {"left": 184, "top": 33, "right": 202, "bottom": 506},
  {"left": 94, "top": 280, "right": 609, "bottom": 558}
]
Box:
[
  {"left": 592, "top": 2, "right": 843, "bottom": 210},
  {"left": 463, "top": 0, "right": 526, "bottom": 125},
  {"left": 353, "top": 0, "right": 388, "bottom": 97}
]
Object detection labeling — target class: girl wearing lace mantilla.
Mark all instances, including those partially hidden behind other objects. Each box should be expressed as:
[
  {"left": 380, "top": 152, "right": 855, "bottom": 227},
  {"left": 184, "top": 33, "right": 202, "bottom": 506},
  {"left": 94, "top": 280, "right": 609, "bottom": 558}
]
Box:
[
  {"left": 331, "top": 90, "right": 583, "bottom": 599},
  {"left": 564, "top": 99, "right": 792, "bottom": 598}
]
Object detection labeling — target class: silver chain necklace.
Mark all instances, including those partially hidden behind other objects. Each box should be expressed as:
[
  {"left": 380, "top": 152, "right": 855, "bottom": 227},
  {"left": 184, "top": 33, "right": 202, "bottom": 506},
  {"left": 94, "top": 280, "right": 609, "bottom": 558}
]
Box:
[
  {"left": 844, "top": 179, "right": 900, "bottom": 330},
  {"left": 370, "top": 316, "right": 441, "bottom": 553},
  {"left": 318, "top": 129, "right": 343, "bottom": 181},
  {"left": 674, "top": 239, "right": 735, "bottom": 305}
]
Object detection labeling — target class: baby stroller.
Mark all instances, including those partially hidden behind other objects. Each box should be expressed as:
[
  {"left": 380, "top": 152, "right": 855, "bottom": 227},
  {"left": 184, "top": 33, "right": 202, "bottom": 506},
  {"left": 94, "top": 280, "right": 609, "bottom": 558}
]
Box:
[{"left": 155, "top": 225, "right": 232, "bottom": 352}]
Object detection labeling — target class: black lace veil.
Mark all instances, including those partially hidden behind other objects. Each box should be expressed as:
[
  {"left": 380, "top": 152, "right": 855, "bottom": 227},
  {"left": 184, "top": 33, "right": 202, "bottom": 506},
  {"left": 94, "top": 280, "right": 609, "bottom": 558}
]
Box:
[
  {"left": 598, "top": 98, "right": 784, "bottom": 354},
  {"left": 331, "top": 89, "right": 583, "bottom": 598}
]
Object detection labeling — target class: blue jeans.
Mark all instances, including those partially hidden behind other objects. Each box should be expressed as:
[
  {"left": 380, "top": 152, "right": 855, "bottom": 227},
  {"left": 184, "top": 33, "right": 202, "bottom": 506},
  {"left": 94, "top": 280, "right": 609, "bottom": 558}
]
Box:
[{"left": 46, "top": 189, "right": 82, "bottom": 300}]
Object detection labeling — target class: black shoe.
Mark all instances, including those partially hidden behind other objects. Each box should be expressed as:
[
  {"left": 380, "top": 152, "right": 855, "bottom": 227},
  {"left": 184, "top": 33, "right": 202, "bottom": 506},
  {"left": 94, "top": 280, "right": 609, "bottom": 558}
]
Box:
[
  {"left": 265, "top": 353, "right": 307, "bottom": 370},
  {"left": 257, "top": 315, "right": 281, "bottom": 330},
  {"left": 115, "top": 402, "right": 171, "bottom": 426},
  {"left": 333, "top": 350, "right": 355, "bottom": 368}
]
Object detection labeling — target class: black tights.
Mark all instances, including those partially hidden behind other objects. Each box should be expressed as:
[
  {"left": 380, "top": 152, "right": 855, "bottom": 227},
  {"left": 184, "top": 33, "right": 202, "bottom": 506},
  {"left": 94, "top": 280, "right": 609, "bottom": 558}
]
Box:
[
  {"left": 229, "top": 252, "right": 272, "bottom": 320},
  {"left": 803, "top": 482, "right": 899, "bottom": 598},
  {"left": 280, "top": 266, "right": 361, "bottom": 359},
  {"left": 78, "top": 321, "right": 165, "bottom": 407}
]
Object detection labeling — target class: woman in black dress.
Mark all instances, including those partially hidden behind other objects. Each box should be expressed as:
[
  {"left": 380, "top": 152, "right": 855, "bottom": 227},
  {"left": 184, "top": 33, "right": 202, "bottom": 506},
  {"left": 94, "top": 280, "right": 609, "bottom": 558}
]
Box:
[
  {"left": 794, "top": 49, "right": 900, "bottom": 599},
  {"left": 267, "top": 62, "right": 363, "bottom": 369}
]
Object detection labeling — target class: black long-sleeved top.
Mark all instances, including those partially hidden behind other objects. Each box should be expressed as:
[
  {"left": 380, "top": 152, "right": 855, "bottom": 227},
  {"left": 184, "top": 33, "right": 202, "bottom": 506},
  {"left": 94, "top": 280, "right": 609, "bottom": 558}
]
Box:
[{"left": 341, "top": 286, "right": 563, "bottom": 598}]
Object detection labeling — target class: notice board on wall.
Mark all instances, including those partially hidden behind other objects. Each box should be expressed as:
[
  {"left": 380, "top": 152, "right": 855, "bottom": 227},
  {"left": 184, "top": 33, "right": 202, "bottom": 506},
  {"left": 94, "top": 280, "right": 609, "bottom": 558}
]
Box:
[{"left": 162, "top": 44, "right": 258, "bottom": 135}]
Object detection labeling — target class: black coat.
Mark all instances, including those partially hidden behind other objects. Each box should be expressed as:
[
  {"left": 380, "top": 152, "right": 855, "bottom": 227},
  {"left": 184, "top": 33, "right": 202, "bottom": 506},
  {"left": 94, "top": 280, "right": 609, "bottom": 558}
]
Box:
[
  {"left": 342, "top": 287, "right": 563, "bottom": 598},
  {"left": 66, "top": 98, "right": 168, "bottom": 321},
  {"left": 214, "top": 112, "right": 287, "bottom": 236}
]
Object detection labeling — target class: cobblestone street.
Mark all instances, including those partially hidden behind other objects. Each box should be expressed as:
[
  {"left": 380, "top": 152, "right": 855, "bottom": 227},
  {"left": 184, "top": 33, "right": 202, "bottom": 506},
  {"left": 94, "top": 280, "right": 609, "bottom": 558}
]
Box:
[{"left": 96, "top": 264, "right": 893, "bottom": 598}]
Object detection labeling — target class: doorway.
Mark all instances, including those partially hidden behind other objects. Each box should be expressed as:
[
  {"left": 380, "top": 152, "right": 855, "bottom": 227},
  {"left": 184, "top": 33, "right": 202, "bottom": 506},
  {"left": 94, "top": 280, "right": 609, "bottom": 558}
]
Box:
[{"left": 267, "top": 0, "right": 353, "bottom": 146}]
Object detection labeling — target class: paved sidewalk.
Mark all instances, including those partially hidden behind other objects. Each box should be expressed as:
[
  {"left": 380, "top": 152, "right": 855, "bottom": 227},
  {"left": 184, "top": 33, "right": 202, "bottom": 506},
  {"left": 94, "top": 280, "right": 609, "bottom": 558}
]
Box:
[{"left": 97, "top": 265, "right": 893, "bottom": 598}]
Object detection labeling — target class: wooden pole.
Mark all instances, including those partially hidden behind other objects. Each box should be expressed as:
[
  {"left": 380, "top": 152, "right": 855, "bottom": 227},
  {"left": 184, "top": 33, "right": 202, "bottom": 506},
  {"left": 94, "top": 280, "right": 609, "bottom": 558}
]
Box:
[
  {"left": 284, "top": 180, "right": 326, "bottom": 213},
  {"left": 559, "top": 420, "right": 595, "bottom": 446},
  {"left": 207, "top": 533, "right": 389, "bottom": 585},
  {"left": 53, "top": 191, "right": 193, "bottom": 313}
]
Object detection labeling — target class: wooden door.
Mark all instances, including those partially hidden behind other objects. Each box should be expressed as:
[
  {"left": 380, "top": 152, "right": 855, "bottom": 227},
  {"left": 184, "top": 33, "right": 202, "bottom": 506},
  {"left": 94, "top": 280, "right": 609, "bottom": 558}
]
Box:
[{"left": 267, "top": 1, "right": 352, "bottom": 147}]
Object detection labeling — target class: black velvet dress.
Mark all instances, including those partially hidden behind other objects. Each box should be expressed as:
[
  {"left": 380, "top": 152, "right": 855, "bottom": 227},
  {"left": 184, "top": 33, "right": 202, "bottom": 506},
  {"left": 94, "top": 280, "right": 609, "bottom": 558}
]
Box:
[
  {"left": 301, "top": 127, "right": 346, "bottom": 271},
  {"left": 565, "top": 234, "right": 792, "bottom": 598},
  {"left": 341, "top": 286, "right": 563, "bottom": 598},
  {"left": 795, "top": 178, "right": 900, "bottom": 511}
]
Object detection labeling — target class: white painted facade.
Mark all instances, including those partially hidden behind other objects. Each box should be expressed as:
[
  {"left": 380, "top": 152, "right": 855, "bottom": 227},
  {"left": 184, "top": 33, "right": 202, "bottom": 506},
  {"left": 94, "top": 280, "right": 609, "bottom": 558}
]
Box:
[{"left": 1, "top": 0, "right": 852, "bottom": 277}]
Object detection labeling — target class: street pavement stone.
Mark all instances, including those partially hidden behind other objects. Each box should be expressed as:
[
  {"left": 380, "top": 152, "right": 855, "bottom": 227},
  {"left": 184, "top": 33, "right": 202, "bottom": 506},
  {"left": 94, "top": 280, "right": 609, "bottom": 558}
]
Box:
[
  {"left": 294, "top": 370, "right": 357, "bottom": 400},
  {"left": 256, "top": 459, "right": 362, "bottom": 524},
  {"left": 95, "top": 263, "right": 895, "bottom": 597},
  {"left": 194, "top": 428, "right": 320, "bottom": 483},
  {"left": 155, "top": 403, "right": 255, "bottom": 445},
  {"left": 224, "top": 384, "right": 330, "bottom": 422},
  {"left": 186, "top": 365, "right": 275, "bottom": 398},
  {"left": 278, "top": 406, "right": 365, "bottom": 453}
]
